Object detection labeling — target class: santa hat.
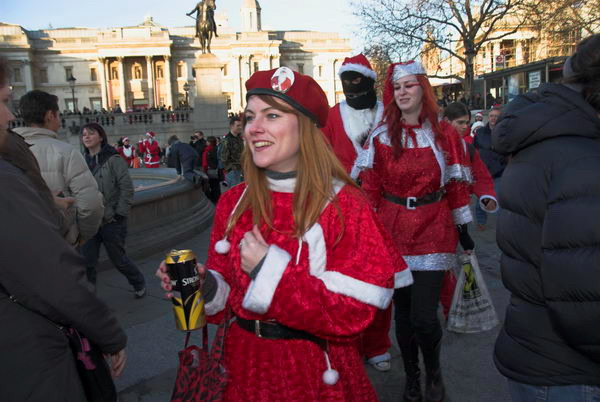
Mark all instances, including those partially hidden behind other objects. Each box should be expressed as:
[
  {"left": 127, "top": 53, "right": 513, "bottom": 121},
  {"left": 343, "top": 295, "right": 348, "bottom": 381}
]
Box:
[
  {"left": 245, "top": 66, "right": 329, "bottom": 127},
  {"left": 383, "top": 61, "right": 428, "bottom": 106},
  {"left": 337, "top": 54, "right": 377, "bottom": 80},
  {"left": 146, "top": 131, "right": 156, "bottom": 138},
  {"left": 475, "top": 112, "right": 483, "bottom": 118},
  {"left": 122, "top": 137, "right": 129, "bottom": 142}
]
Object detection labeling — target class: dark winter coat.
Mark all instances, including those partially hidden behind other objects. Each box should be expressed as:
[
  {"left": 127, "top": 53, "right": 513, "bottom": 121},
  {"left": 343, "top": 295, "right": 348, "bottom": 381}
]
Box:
[
  {"left": 0, "top": 158, "right": 127, "bottom": 402},
  {"left": 220, "top": 132, "right": 244, "bottom": 171},
  {"left": 170, "top": 140, "right": 199, "bottom": 175},
  {"left": 474, "top": 123, "right": 506, "bottom": 178},
  {"left": 85, "top": 144, "right": 134, "bottom": 224},
  {"left": 492, "top": 83, "right": 600, "bottom": 386}
]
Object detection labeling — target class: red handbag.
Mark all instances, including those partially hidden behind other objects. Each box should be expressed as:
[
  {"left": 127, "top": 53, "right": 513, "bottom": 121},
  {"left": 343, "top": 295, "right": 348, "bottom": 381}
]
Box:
[{"left": 171, "top": 309, "right": 232, "bottom": 402}]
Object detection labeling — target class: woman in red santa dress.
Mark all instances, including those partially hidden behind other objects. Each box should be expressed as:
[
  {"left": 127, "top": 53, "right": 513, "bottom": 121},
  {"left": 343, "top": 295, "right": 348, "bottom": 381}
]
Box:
[
  {"left": 157, "top": 66, "right": 412, "bottom": 401},
  {"left": 117, "top": 137, "right": 137, "bottom": 168},
  {"left": 142, "top": 131, "right": 161, "bottom": 168},
  {"left": 354, "top": 61, "right": 475, "bottom": 402}
]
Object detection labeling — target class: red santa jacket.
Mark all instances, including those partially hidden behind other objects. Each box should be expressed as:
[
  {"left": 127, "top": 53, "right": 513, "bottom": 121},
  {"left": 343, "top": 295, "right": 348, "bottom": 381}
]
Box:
[{"left": 322, "top": 101, "right": 383, "bottom": 174}]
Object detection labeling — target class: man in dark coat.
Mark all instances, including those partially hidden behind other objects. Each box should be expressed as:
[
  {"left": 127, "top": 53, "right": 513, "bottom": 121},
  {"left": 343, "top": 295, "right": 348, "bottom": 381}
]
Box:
[
  {"left": 168, "top": 134, "right": 201, "bottom": 183},
  {"left": 492, "top": 36, "right": 600, "bottom": 401},
  {"left": 0, "top": 133, "right": 127, "bottom": 401},
  {"left": 473, "top": 106, "right": 506, "bottom": 229}
]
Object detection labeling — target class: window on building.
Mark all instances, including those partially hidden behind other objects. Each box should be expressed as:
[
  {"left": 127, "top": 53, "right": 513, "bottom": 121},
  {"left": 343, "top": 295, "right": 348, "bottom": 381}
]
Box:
[
  {"left": 65, "top": 66, "right": 73, "bottom": 81},
  {"left": 156, "top": 65, "right": 164, "bottom": 79},
  {"left": 318, "top": 65, "right": 323, "bottom": 77},
  {"left": 253, "top": 62, "right": 259, "bottom": 73},
  {"left": 90, "top": 68, "right": 97, "bottom": 82},
  {"left": 223, "top": 64, "right": 228, "bottom": 76},
  {"left": 90, "top": 97, "right": 102, "bottom": 111},
  {"left": 177, "top": 64, "right": 183, "bottom": 78},
  {"left": 111, "top": 66, "right": 118, "bottom": 80},
  {"left": 133, "top": 64, "right": 142, "bottom": 79},
  {"left": 65, "top": 98, "right": 78, "bottom": 113},
  {"left": 39, "top": 68, "right": 48, "bottom": 83},
  {"left": 297, "top": 63, "right": 304, "bottom": 74},
  {"left": 226, "top": 94, "right": 232, "bottom": 110},
  {"left": 13, "top": 68, "right": 22, "bottom": 83}
]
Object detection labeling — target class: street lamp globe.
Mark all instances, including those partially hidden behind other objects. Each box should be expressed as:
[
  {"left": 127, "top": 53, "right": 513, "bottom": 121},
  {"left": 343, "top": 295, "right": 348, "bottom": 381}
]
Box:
[{"left": 183, "top": 82, "right": 190, "bottom": 107}]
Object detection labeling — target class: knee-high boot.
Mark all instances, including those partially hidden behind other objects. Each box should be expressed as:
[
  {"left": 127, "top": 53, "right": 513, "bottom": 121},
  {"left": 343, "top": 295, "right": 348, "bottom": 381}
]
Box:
[
  {"left": 420, "top": 340, "right": 445, "bottom": 402},
  {"left": 398, "top": 335, "right": 422, "bottom": 402}
]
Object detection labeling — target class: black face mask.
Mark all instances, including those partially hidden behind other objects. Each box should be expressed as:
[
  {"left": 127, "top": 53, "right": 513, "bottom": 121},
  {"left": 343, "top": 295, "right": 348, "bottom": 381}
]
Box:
[{"left": 341, "top": 71, "right": 377, "bottom": 110}]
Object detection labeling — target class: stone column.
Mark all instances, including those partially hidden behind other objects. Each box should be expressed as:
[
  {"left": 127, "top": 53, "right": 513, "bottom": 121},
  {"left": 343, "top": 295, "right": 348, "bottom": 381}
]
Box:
[
  {"left": 117, "top": 57, "right": 127, "bottom": 108},
  {"left": 98, "top": 58, "right": 108, "bottom": 109},
  {"left": 164, "top": 55, "right": 174, "bottom": 108},
  {"left": 145, "top": 56, "right": 155, "bottom": 108},
  {"left": 22, "top": 60, "right": 34, "bottom": 92},
  {"left": 104, "top": 58, "right": 113, "bottom": 109},
  {"left": 193, "top": 54, "right": 228, "bottom": 136}
]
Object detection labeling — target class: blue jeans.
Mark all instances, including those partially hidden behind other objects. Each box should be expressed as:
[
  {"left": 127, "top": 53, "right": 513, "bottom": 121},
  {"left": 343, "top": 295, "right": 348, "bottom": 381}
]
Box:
[
  {"left": 225, "top": 169, "right": 243, "bottom": 188},
  {"left": 508, "top": 380, "right": 600, "bottom": 402},
  {"left": 476, "top": 177, "right": 501, "bottom": 225},
  {"left": 81, "top": 217, "right": 145, "bottom": 291}
]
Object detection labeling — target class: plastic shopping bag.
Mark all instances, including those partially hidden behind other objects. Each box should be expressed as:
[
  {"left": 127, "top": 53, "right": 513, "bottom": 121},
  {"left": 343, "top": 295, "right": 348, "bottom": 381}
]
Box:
[{"left": 447, "top": 253, "right": 499, "bottom": 333}]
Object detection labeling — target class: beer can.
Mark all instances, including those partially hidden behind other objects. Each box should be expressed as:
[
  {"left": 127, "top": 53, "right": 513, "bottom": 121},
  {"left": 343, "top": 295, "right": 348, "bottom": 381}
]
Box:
[{"left": 165, "top": 249, "right": 206, "bottom": 331}]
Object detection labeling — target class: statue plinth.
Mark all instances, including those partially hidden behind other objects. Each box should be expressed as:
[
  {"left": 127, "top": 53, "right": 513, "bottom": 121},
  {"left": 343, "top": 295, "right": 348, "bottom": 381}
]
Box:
[{"left": 192, "top": 53, "right": 229, "bottom": 136}]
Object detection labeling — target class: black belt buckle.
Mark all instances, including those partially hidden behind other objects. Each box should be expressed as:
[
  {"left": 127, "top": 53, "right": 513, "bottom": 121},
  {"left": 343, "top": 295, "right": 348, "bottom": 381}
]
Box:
[{"left": 406, "top": 196, "right": 417, "bottom": 210}]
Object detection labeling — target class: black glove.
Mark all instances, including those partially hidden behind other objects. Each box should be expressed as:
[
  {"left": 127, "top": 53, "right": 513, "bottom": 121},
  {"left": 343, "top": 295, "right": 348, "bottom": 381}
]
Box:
[{"left": 457, "top": 224, "right": 475, "bottom": 251}]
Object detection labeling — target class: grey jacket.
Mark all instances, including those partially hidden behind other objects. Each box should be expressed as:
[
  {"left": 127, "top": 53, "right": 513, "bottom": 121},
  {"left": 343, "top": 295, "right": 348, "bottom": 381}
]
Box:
[
  {"left": 0, "top": 158, "right": 127, "bottom": 402},
  {"left": 85, "top": 144, "right": 134, "bottom": 224},
  {"left": 13, "top": 126, "right": 104, "bottom": 244}
]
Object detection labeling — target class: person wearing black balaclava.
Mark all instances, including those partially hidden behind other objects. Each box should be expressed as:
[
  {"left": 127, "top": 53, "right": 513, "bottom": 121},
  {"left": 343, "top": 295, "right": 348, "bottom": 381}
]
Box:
[{"left": 322, "top": 54, "right": 391, "bottom": 373}]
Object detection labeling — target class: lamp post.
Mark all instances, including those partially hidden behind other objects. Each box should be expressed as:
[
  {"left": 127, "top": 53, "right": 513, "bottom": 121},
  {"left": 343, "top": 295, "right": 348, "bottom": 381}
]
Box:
[
  {"left": 67, "top": 74, "right": 77, "bottom": 113},
  {"left": 183, "top": 82, "right": 190, "bottom": 108}
]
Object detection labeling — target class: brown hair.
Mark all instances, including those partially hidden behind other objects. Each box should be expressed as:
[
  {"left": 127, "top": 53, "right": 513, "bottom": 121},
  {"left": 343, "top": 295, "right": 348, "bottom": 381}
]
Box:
[
  {"left": 224, "top": 94, "right": 357, "bottom": 240},
  {"left": 564, "top": 34, "right": 600, "bottom": 112}
]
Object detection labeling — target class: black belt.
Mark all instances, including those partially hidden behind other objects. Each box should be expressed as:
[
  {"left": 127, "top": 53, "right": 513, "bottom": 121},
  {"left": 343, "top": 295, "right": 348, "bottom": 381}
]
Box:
[
  {"left": 236, "top": 316, "right": 326, "bottom": 348},
  {"left": 383, "top": 188, "right": 445, "bottom": 210}
]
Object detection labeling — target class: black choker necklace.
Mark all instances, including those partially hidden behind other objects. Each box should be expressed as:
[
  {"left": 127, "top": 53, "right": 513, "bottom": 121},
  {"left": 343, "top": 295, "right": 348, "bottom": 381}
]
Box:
[{"left": 265, "top": 170, "right": 297, "bottom": 180}]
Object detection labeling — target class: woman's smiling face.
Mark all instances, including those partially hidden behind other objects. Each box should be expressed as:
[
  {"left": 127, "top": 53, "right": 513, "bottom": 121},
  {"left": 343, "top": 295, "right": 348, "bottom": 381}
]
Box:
[{"left": 244, "top": 95, "right": 300, "bottom": 173}]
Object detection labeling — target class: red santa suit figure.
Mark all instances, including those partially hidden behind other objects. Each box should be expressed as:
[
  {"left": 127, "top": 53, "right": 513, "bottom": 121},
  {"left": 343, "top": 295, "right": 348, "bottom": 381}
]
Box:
[
  {"left": 158, "top": 67, "right": 413, "bottom": 401},
  {"left": 117, "top": 137, "right": 136, "bottom": 168},
  {"left": 322, "top": 54, "right": 392, "bottom": 372},
  {"left": 142, "top": 131, "right": 161, "bottom": 168},
  {"left": 355, "top": 61, "right": 474, "bottom": 402}
]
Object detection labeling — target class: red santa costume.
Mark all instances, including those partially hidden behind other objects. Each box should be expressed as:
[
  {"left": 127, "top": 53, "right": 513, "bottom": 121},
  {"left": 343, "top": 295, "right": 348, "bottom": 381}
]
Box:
[
  {"left": 354, "top": 61, "right": 472, "bottom": 400},
  {"left": 322, "top": 55, "right": 384, "bottom": 174},
  {"left": 322, "top": 54, "right": 391, "bottom": 369},
  {"left": 117, "top": 137, "right": 136, "bottom": 168},
  {"left": 142, "top": 131, "right": 161, "bottom": 168},
  {"left": 198, "top": 67, "right": 412, "bottom": 401}
]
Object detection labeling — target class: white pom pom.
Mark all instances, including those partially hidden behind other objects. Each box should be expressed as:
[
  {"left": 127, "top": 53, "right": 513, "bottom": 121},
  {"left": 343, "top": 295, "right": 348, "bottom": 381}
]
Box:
[
  {"left": 214, "top": 239, "right": 231, "bottom": 254},
  {"left": 322, "top": 369, "right": 339, "bottom": 385}
]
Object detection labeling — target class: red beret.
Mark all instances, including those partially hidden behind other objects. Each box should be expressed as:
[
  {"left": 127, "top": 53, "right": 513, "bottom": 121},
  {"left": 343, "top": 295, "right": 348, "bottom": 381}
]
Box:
[{"left": 245, "top": 67, "right": 329, "bottom": 127}]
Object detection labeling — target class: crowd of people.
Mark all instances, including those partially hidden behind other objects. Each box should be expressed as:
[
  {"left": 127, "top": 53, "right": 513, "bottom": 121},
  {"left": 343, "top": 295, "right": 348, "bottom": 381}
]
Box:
[{"left": 1, "top": 32, "right": 599, "bottom": 402}]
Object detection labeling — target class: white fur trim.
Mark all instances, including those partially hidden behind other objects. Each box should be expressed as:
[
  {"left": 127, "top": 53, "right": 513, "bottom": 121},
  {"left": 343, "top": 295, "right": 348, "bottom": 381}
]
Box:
[
  {"left": 204, "top": 270, "right": 231, "bottom": 316},
  {"left": 303, "top": 223, "right": 394, "bottom": 309},
  {"left": 367, "top": 352, "right": 391, "bottom": 364},
  {"left": 394, "top": 269, "right": 414, "bottom": 288},
  {"left": 339, "top": 101, "right": 384, "bottom": 156},
  {"left": 338, "top": 63, "right": 377, "bottom": 80},
  {"left": 392, "top": 62, "right": 426, "bottom": 82},
  {"left": 403, "top": 253, "right": 458, "bottom": 271},
  {"left": 479, "top": 195, "right": 499, "bottom": 213},
  {"left": 242, "top": 245, "right": 291, "bottom": 314},
  {"left": 351, "top": 123, "right": 386, "bottom": 179},
  {"left": 267, "top": 177, "right": 296, "bottom": 193},
  {"left": 452, "top": 205, "right": 473, "bottom": 225},
  {"left": 446, "top": 163, "right": 473, "bottom": 184}
]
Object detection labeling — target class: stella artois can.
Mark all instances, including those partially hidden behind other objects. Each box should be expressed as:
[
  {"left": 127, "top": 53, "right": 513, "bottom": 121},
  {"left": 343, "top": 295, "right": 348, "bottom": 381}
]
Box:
[{"left": 165, "top": 250, "right": 206, "bottom": 331}]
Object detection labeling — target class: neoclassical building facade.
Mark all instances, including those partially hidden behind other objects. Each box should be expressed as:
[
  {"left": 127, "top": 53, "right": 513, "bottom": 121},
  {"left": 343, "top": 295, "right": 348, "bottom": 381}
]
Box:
[{"left": 1, "top": 0, "right": 352, "bottom": 114}]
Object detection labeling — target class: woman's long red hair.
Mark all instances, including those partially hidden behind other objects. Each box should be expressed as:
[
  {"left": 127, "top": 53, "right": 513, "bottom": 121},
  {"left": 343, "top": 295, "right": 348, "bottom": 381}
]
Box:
[{"left": 382, "top": 74, "right": 445, "bottom": 158}]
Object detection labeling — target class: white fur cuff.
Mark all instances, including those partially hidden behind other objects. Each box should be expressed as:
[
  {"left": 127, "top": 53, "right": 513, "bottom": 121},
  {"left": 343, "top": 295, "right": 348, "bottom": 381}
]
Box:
[
  {"left": 479, "top": 195, "right": 499, "bottom": 213},
  {"left": 204, "top": 270, "right": 231, "bottom": 316},
  {"left": 394, "top": 269, "right": 414, "bottom": 289},
  {"left": 242, "top": 245, "right": 291, "bottom": 314},
  {"left": 452, "top": 205, "right": 473, "bottom": 225},
  {"left": 319, "top": 271, "right": 394, "bottom": 309}
]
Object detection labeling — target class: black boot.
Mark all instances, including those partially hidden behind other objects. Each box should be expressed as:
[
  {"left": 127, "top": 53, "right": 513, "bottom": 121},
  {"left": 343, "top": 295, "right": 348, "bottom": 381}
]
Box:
[
  {"left": 399, "top": 337, "right": 422, "bottom": 402},
  {"left": 421, "top": 341, "right": 445, "bottom": 402}
]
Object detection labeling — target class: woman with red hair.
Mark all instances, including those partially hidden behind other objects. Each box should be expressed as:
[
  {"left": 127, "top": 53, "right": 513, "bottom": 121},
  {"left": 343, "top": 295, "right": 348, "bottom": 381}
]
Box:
[{"left": 355, "top": 61, "right": 474, "bottom": 402}]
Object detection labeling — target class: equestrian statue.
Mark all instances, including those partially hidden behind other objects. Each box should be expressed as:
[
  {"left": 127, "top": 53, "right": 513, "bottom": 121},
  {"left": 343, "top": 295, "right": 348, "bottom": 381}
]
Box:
[{"left": 187, "top": 0, "right": 218, "bottom": 54}]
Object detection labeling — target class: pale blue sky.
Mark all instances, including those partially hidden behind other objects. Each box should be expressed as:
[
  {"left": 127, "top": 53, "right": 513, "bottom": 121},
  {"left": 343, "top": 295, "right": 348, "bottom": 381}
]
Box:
[{"left": 1, "top": 0, "right": 363, "bottom": 50}]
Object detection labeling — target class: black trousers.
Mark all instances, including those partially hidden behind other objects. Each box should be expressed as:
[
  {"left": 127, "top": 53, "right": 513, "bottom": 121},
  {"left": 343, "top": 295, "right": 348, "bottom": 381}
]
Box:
[{"left": 394, "top": 270, "right": 445, "bottom": 375}]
